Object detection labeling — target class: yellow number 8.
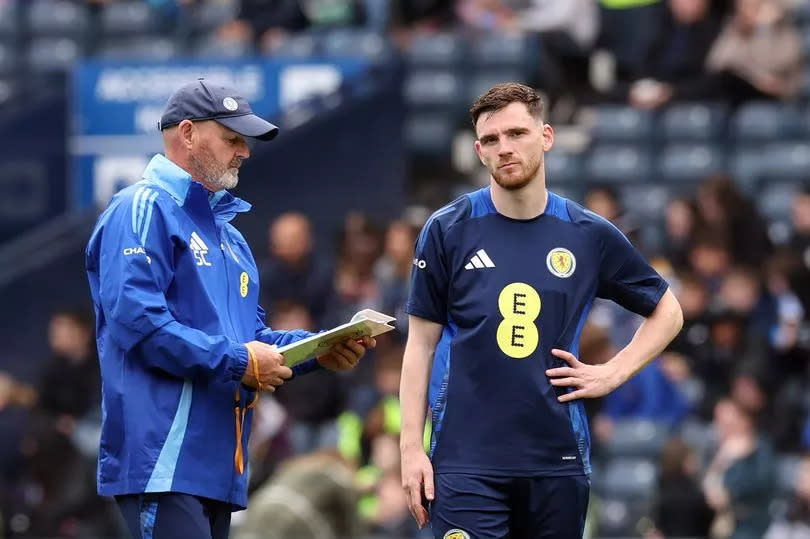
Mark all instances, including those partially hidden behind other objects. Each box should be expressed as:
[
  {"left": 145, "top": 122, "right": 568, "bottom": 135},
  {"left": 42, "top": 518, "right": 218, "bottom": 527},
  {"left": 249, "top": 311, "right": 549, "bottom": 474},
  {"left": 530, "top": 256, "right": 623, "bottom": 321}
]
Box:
[{"left": 496, "top": 282, "right": 541, "bottom": 359}]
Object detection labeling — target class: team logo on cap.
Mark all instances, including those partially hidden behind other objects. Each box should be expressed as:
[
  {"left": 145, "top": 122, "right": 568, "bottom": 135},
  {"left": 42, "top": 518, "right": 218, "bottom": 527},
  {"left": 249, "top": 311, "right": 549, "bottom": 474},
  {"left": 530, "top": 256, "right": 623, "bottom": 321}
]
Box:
[
  {"left": 546, "top": 247, "right": 576, "bottom": 278},
  {"left": 223, "top": 97, "right": 238, "bottom": 111},
  {"left": 443, "top": 530, "right": 469, "bottom": 539}
]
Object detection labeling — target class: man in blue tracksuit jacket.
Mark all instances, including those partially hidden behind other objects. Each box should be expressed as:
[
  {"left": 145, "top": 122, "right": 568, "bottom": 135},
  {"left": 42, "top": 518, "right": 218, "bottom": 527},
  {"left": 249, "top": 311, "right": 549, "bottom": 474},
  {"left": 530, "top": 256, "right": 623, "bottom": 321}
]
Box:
[{"left": 85, "top": 80, "right": 374, "bottom": 539}]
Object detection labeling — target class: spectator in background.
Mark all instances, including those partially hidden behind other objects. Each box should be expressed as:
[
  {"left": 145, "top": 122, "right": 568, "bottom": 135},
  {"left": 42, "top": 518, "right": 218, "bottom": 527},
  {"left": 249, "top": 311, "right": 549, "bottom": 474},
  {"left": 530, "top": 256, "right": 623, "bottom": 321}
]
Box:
[
  {"left": 218, "top": 0, "right": 364, "bottom": 53},
  {"left": 790, "top": 183, "right": 810, "bottom": 314},
  {"left": 10, "top": 414, "right": 118, "bottom": 538},
  {"left": 594, "top": 356, "right": 691, "bottom": 441},
  {"left": 696, "top": 175, "right": 772, "bottom": 267},
  {"left": 688, "top": 233, "right": 732, "bottom": 293},
  {"left": 233, "top": 450, "right": 361, "bottom": 539},
  {"left": 691, "top": 308, "right": 770, "bottom": 420},
  {"left": 663, "top": 197, "right": 705, "bottom": 272},
  {"left": 374, "top": 219, "right": 418, "bottom": 339},
  {"left": 260, "top": 212, "right": 337, "bottom": 328},
  {"left": 765, "top": 252, "right": 807, "bottom": 363},
  {"left": 455, "top": 0, "right": 599, "bottom": 113},
  {"left": 717, "top": 266, "right": 775, "bottom": 340},
  {"left": 703, "top": 397, "right": 776, "bottom": 539},
  {"left": 627, "top": 0, "right": 721, "bottom": 107},
  {"left": 584, "top": 185, "right": 640, "bottom": 245},
  {"left": 631, "top": 0, "right": 802, "bottom": 108},
  {"left": 37, "top": 309, "right": 99, "bottom": 425},
  {"left": 646, "top": 438, "right": 714, "bottom": 539},
  {"left": 764, "top": 453, "right": 810, "bottom": 538},
  {"left": 334, "top": 212, "right": 384, "bottom": 322},
  {"left": 668, "top": 272, "right": 712, "bottom": 377},
  {"left": 270, "top": 302, "right": 346, "bottom": 455}
]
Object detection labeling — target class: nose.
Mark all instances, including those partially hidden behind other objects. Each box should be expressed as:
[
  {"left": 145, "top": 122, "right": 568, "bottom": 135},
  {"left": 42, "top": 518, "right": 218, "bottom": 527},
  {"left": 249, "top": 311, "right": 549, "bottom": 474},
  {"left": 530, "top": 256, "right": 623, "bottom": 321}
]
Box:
[
  {"left": 498, "top": 142, "right": 514, "bottom": 158},
  {"left": 236, "top": 139, "right": 250, "bottom": 159}
]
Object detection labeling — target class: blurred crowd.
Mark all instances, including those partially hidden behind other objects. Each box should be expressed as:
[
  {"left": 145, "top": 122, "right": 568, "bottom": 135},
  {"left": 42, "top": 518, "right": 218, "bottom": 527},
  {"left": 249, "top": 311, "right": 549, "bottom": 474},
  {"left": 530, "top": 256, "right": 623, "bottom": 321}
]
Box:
[{"left": 0, "top": 176, "right": 809, "bottom": 538}]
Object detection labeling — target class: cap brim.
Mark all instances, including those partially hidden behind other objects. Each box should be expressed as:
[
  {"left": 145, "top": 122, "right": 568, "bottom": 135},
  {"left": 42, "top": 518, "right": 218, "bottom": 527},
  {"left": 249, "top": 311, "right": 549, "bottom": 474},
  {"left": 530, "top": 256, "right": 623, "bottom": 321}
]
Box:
[{"left": 217, "top": 114, "right": 279, "bottom": 141}]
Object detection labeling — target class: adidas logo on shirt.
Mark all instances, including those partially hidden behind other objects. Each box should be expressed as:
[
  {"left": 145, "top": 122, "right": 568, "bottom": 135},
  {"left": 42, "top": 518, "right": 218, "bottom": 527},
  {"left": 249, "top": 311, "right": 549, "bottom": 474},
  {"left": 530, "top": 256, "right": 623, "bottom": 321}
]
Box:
[
  {"left": 464, "top": 249, "right": 495, "bottom": 270},
  {"left": 190, "top": 231, "right": 212, "bottom": 267}
]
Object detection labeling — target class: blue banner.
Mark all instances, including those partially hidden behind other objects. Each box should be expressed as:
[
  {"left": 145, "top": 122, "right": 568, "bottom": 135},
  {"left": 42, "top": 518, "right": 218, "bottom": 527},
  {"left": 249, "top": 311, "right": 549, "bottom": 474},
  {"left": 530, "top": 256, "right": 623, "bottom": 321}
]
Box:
[{"left": 71, "top": 57, "right": 368, "bottom": 208}]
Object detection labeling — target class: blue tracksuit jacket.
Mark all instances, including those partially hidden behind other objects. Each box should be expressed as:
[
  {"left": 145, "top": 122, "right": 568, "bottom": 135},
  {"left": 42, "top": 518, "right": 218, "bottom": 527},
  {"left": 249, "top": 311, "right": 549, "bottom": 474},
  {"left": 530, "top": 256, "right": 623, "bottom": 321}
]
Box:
[{"left": 86, "top": 154, "right": 319, "bottom": 509}]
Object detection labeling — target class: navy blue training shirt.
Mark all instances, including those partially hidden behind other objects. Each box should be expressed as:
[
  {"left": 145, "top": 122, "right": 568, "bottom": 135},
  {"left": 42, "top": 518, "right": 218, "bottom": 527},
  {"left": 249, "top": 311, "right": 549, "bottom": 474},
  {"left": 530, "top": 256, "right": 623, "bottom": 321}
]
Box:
[{"left": 406, "top": 187, "right": 668, "bottom": 477}]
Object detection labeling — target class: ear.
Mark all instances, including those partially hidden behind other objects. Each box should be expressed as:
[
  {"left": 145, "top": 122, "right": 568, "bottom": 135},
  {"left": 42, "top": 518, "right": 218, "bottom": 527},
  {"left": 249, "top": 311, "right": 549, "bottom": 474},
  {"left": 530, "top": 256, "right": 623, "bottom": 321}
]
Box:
[
  {"left": 178, "top": 120, "right": 195, "bottom": 150},
  {"left": 474, "top": 139, "right": 485, "bottom": 165},
  {"left": 542, "top": 124, "right": 554, "bottom": 152}
]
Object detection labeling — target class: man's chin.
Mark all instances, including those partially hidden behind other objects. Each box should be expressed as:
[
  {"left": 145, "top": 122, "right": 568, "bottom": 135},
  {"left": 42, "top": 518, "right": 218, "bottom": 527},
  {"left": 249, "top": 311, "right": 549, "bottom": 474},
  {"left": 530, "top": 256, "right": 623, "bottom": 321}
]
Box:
[{"left": 493, "top": 173, "right": 533, "bottom": 191}]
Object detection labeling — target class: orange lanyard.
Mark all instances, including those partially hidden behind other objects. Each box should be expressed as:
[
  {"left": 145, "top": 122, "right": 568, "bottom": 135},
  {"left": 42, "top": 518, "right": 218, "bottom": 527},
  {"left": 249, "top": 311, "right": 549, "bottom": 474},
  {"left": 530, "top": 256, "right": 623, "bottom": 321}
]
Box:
[{"left": 234, "top": 344, "right": 261, "bottom": 475}]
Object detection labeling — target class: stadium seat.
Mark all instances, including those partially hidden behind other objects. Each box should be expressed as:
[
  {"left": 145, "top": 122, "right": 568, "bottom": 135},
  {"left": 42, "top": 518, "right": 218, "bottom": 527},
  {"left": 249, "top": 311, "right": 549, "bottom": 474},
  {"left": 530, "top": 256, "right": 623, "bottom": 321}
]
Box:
[
  {"left": 272, "top": 33, "right": 320, "bottom": 58},
  {"left": 404, "top": 70, "right": 463, "bottom": 108},
  {"left": 794, "top": 0, "right": 810, "bottom": 24},
  {"left": 26, "top": 37, "right": 81, "bottom": 73},
  {"left": 587, "top": 105, "right": 654, "bottom": 142},
  {"left": 730, "top": 147, "right": 765, "bottom": 189},
  {"left": 776, "top": 454, "right": 801, "bottom": 496},
  {"left": 759, "top": 181, "right": 800, "bottom": 221},
  {"left": 544, "top": 150, "right": 583, "bottom": 184},
  {"left": 192, "top": 35, "right": 254, "bottom": 59},
  {"left": 678, "top": 419, "right": 714, "bottom": 461},
  {"left": 762, "top": 142, "right": 810, "bottom": 181},
  {"left": 469, "top": 34, "right": 536, "bottom": 68},
  {"left": 321, "top": 29, "right": 392, "bottom": 63},
  {"left": 0, "top": 41, "right": 15, "bottom": 76},
  {"left": 0, "top": 1, "right": 17, "bottom": 38},
  {"left": 466, "top": 70, "right": 528, "bottom": 105},
  {"left": 405, "top": 111, "right": 456, "bottom": 158},
  {"left": 802, "top": 30, "right": 810, "bottom": 56},
  {"left": 100, "top": 1, "right": 156, "bottom": 37},
  {"left": 802, "top": 70, "right": 810, "bottom": 99},
  {"left": 731, "top": 101, "right": 793, "bottom": 141},
  {"left": 190, "top": 1, "right": 238, "bottom": 35},
  {"left": 619, "top": 183, "right": 673, "bottom": 223},
  {"left": 603, "top": 419, "right": 669, "bottom": 458},
  {"left": 659, "top": 102, "right": 728, "bottom": 141},
  {"left": 596, "top": 457, "right": 658, "bottom": 499},
  {"left": 0, "top": 78, "right": 15, "bottom": 107},
  {"left": 99, "top": 38, "right": 177, "bottom": 61},
  {"left": 585, "top": 145, "right": 652, "bottom": 183},
  {"left": 27, "top": 0, "right": 90, "bottom": 37},
  {"left": 657, "top": 144, "right": 725, "bottom": 183},
  {"left": 788, "top": 103, "right": 810, "bottom": 138},
  {"left": 406, "top": 32, "right": 466, "bottom": 68}
]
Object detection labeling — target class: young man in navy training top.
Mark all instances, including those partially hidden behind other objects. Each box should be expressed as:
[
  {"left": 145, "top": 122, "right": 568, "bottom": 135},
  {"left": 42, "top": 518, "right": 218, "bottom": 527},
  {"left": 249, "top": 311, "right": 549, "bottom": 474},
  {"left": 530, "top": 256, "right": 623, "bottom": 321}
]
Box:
[{"left": 399, "top": 82, "right": 683, "bottom": 538}]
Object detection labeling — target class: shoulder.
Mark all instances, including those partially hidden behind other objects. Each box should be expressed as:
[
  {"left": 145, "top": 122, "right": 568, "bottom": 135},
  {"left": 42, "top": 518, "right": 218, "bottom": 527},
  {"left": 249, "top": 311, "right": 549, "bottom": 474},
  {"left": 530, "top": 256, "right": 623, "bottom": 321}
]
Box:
[
  {"left": 105, "top": 182, "right": 174, "bottom": 219},
  {"left": 422, "top": 193, "right": 473, "bottom": 235},
  {"left": 97, "top": 182, "right": 177, "bottom": 242},
  {"left": 556, "top": 193, "right": 622, "bottom": 238}
]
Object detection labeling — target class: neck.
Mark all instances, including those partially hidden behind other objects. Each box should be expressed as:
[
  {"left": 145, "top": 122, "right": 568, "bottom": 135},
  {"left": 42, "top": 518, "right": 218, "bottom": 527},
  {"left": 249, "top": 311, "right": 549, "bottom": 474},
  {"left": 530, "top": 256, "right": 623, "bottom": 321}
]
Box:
[
  {"left": 489, "top": 173, "right": 548, "bottom": 220},
  {"left": 165, "top": 150, "right": 215, "bottom": 191}
]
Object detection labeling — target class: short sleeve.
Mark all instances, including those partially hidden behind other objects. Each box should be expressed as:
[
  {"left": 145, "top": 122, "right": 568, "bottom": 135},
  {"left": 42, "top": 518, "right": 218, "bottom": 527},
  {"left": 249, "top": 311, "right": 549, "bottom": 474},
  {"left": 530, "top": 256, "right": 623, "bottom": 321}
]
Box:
[
  {"left": 595, "top": 215, "right": 668, "bottom": 317},
  {"left": 405, "top": 218, "right": 449, "bottom": 324}
]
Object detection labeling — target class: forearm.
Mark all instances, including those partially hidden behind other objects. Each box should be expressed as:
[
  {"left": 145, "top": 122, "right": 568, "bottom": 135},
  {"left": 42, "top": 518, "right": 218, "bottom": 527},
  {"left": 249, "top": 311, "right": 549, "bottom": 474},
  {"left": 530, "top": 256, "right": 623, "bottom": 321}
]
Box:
[
  {"left": 137, "top": 320, "right": 248, "bottom": 381},
  {"left": 255, "top": 327, "right": 315, "bottom": 347},
  {"left": 608, "top": 288, "right": 683, "bottom": 385},
  {"left": 400, "top": 339, "right": 435, "bottom": 450}
]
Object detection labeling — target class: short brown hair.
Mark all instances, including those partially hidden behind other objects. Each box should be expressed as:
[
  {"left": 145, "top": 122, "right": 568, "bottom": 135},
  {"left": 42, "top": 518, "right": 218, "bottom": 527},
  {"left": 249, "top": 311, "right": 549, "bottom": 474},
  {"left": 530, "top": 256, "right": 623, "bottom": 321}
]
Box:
[{"left": 469, "top": 83, "right": 544, "bottom": 128}]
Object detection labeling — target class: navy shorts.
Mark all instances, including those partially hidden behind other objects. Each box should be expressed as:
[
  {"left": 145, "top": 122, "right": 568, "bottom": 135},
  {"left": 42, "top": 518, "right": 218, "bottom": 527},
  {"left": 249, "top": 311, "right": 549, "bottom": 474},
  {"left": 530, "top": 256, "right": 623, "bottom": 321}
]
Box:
[
  {"left": 430, "top": 473, "right": 589, "bottom": 539},
  {"left": 116, "top": 493, "right": 232, "bottom": 539}
]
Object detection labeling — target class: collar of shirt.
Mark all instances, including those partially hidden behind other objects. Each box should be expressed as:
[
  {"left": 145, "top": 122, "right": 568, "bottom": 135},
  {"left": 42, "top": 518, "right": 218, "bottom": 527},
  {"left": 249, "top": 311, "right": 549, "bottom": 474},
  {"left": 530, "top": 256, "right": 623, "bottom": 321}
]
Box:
[{"left": 143, "top": 154, "right": 251, "bottom": 222}]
